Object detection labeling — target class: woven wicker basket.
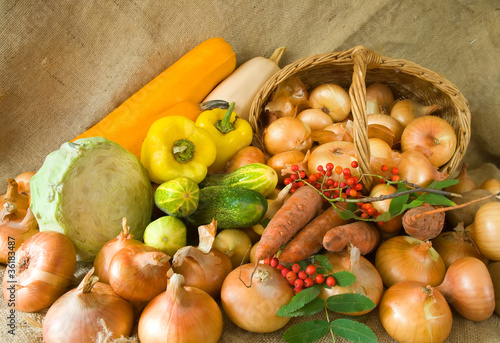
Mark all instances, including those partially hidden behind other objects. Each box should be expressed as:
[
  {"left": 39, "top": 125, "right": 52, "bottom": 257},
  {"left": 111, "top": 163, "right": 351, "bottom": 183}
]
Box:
[{"left": 249, "top": 45, "right": 471, "bottom": 189}]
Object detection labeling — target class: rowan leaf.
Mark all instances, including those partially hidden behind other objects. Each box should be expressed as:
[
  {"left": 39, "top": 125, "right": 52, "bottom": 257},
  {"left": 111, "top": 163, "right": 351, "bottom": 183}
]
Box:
[
  {"left": 277, "top": 284, "right": 322, "bottom": 317},
  {"left": 410, "top": 192, "right": 455, "bottom": 207},
  {"left": 326, "top": 293, "right": 376, "bottom": 313},
  {"left": 283, "top": 320, "right": 330, "bottom": 343},
  {"left": 283, "top": 297, "right": 326, "bottom": 317},
  {"left": 331, "top": 318, "right": 378, "bottom": 343},
  {"left": 389, "top": 183, "right": 410, "bottom": 216},
  {"left": 332, "top": 270, "right": 356, "bottom": 287},
  {"left": 428, "top": 179, "right": 459, "bottom": 189},
  {"left": 314, "top": 254, "right": 332, "bottom": 271}
]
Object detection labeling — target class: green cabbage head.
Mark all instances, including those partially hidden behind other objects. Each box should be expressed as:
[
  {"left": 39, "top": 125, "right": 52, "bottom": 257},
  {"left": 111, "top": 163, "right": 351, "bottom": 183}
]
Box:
[{"left": 30, "top": 137, "right": 153, "bottom": 261}]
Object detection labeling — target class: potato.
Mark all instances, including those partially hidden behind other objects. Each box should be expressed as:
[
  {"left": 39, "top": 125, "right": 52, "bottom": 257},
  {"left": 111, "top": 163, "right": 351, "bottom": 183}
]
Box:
[
  {"left": 226, "top": 146, "right": 266, "bottom": 173},
  {"left": 446, "top": 188, "right": 499, "bottom": 227}
]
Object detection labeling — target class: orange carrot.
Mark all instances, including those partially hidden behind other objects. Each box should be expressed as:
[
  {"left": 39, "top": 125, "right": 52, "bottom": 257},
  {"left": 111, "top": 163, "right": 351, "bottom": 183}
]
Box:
[
  {"left": 323, "top": 221, "right": 381, "bottom": 255},
  {"left": 254, "top": 186, "right": 323, "bottom": 262},
  {"left": 279, "top": 204, "right": 351, "bottom": 263}
]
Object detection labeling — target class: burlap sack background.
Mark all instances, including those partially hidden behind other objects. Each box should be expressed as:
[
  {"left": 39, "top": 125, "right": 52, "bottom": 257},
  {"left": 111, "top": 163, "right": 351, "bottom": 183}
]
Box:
[{"left": 1, "top": 0, "right": 499, "bottom": 342}]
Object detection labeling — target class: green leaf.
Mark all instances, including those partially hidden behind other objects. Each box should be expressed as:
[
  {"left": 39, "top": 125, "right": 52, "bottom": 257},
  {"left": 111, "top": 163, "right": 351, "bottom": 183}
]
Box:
[
  {"left": 331, "top": 318, "right": 378, "bottom": 343},
  {"left": 260, "top": 217, "right": 271, "bottom": 228},
  {"left": 278, "top": 284, "right": 322, "bottom": 317},
  {"left": 412, "top": 192, "right": 456, "bottom": 207},
  {"left": 337, "top": 208, "right": 357, "bottom": 220},
  {"left": 372, "top": 211, "right": 392, "bottom": 222},
  {"left": 389, "top": 183, "right": 410, "bottom": 216},
  {"left": 326, "top": 293, "right": 376, "bottom": 313},
  {"left": 314, "top": 254, "right": 332, "bottom": 270},
  {"left": 316, "top": 266, "right": 329, "bottom": 275},
  {"left": 332, "top": 270, "right": 356, "bottom": 287},
  {"left": 428, "top": 179, "right": 459, "bottom": 189},
  {"left": 283, "top": 320, "right": 330, "bottom": 343},
  {"left": 283, "top": 297, "right": 326, "bottom": 317},
  {"left": 298, "top": 260, "right": 309, "bottom": 271}
]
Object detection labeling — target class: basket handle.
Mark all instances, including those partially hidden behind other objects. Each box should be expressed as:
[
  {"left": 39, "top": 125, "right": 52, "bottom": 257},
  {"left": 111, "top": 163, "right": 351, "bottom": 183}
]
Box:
[{"left": 349, "top": 46, "right": 383, "bottom": 190}]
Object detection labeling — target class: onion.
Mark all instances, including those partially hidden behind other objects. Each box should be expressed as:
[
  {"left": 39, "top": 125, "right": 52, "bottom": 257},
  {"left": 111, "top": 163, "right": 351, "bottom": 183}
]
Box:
[
  {"left": 322, "top": 246, "right": 383, "bottom": 316},
  {"left": 2, "top": 231, "right": 76, "bottom": 312},
  {"left": 307, "top": 141, "right": 359, "bottom": 181},
  {"left": 369, "top": 183, "right": 403, "bottom": 235},
  {"left": 466, "top": 201, "right": 500, "bottom": 261},
  {"left": 297, "top": 108, "right": 333, "bottom": 131},
  {"left": 436, "top": 257, "right": 495, "bottom": 321},
  {"left": 265, "top": 76, "right": 309, "bottom": 119},
  {"left": 401, "top": 115, "right": 457, "bottom": 167},
  {"left": 249, "top": 242, "right": 259, "bottom": 264},
  {"left": 309, "top": 83, "right": 351, "bottom": 122},
  {"left": 432, "top": 222, "right": 488, "bottom": 268},
  {"left": 267, "top": 150, "right": 306, "bottom": 184},
  {"left": 221, "top": 263, "right": 294, "bottom": 333},
  {"left": 398, "top": 150, "right": 444, "bottom": 188},
  {"left": 213, "top": 228, "right": 253, "bottom": 269},
  {"left": 375, "top": 235, "right": 445, "bottom": 287},
  {"left": 138, "top": 273, "right": 223, "bottom": 343},
  {"left": 390, "top": 99, "right": 442, "bottom": 128},
  {"left": 480, "top": 178, "right": 500, "bottom": 199},
  {"left": 93, "top": 217, "right": 144, "bottom": 284},
  {"left": 367, "top": 113, "right": 403, "bottom": 146},
  {"left": 366, "top": 83, "right": 394, "bottom": 114},
  {"left": 14, "top": 171, "right": 36, "bottom": 195},
  {"left": 263, "top": 116, "right": 312, "bottom": 156},
  {"left": 0, "top": 207, "right": 38, "bottom": 264},
  {"left": 444, "top": 163, "right": 478, "bottom": 194},
  {"left": 379, "top": 281, "right": 452, "bottom": 343},
  {"left": 0, "top": 178, "right": 29, "bottom": 222},
  {"left": 368, "top": 138, "right": 401, "bottom": 181},
  {"left": 108, "top": 244, "right": 170, "bottom": 302},
  {"left": 172, "top": 221, "right": 233, "bottom": 298},
  {"left": 487, "top": 261, "right": 500, "bottom": 316},
  {"left": 324, "top": 119, "right": 354, "bottom": 142},
  {"left": 42, "top": 268, "right": 134, "bottom": 343}
]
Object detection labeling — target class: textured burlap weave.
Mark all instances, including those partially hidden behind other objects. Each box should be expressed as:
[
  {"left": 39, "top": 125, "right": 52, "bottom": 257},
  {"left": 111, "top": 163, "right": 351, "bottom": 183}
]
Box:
[{"left": 1, "top": 1, "right": 499, "bottom": 342}]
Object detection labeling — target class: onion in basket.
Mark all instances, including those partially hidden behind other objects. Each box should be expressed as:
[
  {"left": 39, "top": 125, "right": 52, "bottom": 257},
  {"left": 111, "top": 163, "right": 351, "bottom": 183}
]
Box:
[{"left": 263, "top": 116, "right": 312, "bottom": 156}]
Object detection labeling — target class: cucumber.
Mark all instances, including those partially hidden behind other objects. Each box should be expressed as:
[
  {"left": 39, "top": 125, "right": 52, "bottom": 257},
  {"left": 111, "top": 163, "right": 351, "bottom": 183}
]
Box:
[
  {"left": 199, "top": 163, "right": 278, "bottom": 197},
  {"left": 185, "top": 186, "right": 268, "bottom": 229}
]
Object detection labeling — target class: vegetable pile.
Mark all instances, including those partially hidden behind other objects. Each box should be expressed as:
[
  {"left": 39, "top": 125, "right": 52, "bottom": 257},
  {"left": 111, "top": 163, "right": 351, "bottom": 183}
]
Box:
[{"left": 1, "top": 37, "right": 499, "bottom": 343}]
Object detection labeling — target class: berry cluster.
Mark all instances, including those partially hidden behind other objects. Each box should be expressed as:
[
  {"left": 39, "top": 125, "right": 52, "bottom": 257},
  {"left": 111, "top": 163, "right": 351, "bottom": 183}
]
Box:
[
  {"left": 379, "top": 165, "right": 400, "bottom": 182},
  {"left": 284, "top": 161, "right": 363, "bottom": 201},
  {"left": 264, "top": 256, "right": 336, "bottom": 294}
]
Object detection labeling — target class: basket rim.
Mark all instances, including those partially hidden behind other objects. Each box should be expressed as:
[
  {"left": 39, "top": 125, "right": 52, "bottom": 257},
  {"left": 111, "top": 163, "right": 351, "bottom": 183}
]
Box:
[{"left": 249, "top": 45, "right": 471, "bottom": 186}]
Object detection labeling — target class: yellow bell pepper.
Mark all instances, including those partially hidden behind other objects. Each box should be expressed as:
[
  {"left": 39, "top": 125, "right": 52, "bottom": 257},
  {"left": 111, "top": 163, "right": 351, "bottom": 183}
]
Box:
[
  {"left": 195, "top": 102, "right": 253, "bottom": 173},
  {"left": 141, "top": 115, "right": 216, "bottom": 184}
]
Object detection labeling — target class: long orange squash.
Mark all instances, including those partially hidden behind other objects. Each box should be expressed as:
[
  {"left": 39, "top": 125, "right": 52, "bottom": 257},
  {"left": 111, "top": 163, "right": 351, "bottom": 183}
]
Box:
[{"left": 72, "top": 37, "right": 237, "bottom": 158}]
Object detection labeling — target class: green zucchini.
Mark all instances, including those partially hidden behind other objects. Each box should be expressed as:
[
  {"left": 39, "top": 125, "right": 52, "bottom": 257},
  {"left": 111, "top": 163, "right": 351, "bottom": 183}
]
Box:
[
  {"left": 185, "top": 185, "right": 268, "bottom": 229},
  {"left": 199, "top": 163, "right": 278, "bottom": 197}
]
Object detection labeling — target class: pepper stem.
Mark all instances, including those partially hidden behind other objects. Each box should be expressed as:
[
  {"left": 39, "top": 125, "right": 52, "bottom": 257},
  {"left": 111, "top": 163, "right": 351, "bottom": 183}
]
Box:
[
  {"left": 215, "top": 102, "right": 236, "bottom": 134},
  {"left": 172, "top": 139, "right": 195, "bottom": 163}
]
